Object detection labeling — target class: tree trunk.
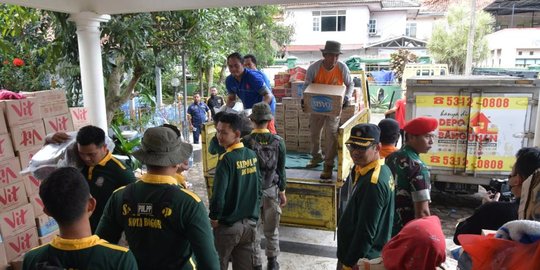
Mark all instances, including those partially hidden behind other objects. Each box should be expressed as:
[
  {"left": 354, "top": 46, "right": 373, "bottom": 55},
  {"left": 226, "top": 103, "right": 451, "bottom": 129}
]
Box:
[
  {"left": 198, "top": 68, "right": 204, "bottom": 98},
  {"left": 205, "top": 65, "right": 214, "bottom": 96},
  {"left": 217, "top": 60, "right": 227, "bottom": 86},
  {"left": 105, "top": 56, "right": 144, "bottom": 125}
]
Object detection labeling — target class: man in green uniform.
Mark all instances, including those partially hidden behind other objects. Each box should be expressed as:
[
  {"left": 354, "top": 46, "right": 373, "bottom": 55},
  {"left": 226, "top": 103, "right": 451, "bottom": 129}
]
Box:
[
  {"left": 23, "top": 167, "right": 138, "bottom": 270},
  {"left": 385, "top": 116, "right": 438, "bottom": 235},
  {"left": 96, "top": 125, "right": 220, "bottom": 270},
  {"left": 46, "top": 125, "right": 137, "bottom": 232},
  {"left": 209, "top": 113, "right": 262, "bottom": 270},
  {"left": 243, "top": 102, "right": 287, "bottom": 270},
  {"left": 337, "top": 124, "right": 395, "bottom": 270}
]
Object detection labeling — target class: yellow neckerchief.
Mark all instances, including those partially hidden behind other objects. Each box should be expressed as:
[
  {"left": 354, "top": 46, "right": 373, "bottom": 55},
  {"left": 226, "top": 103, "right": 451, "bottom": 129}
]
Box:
[
  {"left": 354, "top": 159, "right": 385, "bottom": 185},
  {"left": 140, "top": 173, "right": 178, "bottom": 185},
  {"left": 251, "top": 128, "right": 270, "bottom": 134},
  {"left": 87, "top": 151, "right": 113, "bottom": 180},
  {"left": 174, "top": 173, "right": 188, "bottom": 189},
  {"left": 219, "top": 142, "right": 244, "bottom": 160},
  {"left": 51, "top": 235, "right": 106, "bottom": 251}
]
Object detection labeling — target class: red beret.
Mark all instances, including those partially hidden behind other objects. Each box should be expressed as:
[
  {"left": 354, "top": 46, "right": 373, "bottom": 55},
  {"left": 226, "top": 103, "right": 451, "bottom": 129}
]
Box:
[{"left": 403, "top": 116, "right": 438, "bottom": 135}]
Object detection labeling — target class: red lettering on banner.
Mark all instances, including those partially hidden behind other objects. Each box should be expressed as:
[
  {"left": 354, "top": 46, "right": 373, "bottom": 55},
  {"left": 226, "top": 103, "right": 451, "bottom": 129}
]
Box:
[{"left": 48, "top": 116, "right": 69, "bottom": 132}]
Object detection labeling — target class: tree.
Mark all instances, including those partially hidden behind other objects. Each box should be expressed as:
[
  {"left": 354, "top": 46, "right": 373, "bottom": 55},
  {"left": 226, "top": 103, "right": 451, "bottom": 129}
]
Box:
[
  {"left": 390, "top": 49, "right": 417, "bottom": 83},
  {"left": 427, "top": 4, "right": 494, "bottom": 74}
]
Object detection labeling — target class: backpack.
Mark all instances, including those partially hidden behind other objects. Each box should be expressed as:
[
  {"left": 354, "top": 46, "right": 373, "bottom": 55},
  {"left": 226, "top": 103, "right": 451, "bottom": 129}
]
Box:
[
  {"left": 246, "top": 134, "right": 281, "bottom": 189},
  {"left": 121, "top": 183, "right": 178, "bottom": 230}
]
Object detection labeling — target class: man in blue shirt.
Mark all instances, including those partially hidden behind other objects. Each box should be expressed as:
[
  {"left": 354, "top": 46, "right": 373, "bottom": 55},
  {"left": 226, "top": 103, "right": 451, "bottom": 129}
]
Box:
[
  {"left": 187, "top": 93, "right": 210, "bottom": 144},
  {"left": 226, "top": 52, "right": 276, "bottom": 134}
]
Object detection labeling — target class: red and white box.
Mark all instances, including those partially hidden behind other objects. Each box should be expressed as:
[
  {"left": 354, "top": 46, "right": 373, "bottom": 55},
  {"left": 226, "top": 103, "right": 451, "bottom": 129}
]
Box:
[
  {"left": 40, "top": 101, "right": 69, "bottom": 119},
  {"left": 4, "top": 226, "right": 38, "bottom": 262},
  {"left": 22, "top": 174, "right": 40, "bottom": 197},
  {"left": 28, "top": 192, "right": 44, "bottom": 217},
  {"left": 0, "top": 158, "right": 22, "bottom": 188},
  {"left": 10, "top": 120, "right": 46, "bottom": 152},
  {"left": 0, "top": 134, "right": 14, "bottom": 163},
  {"left": 17, "top": 146, "right": 41, "bottom": 170},
  {"left": 0, "top": 243, "right": 7, "bottom": 269},
  {"left": 0, "top": 113, "right": 7, "bottom": 135},
  {"left": 43, "top": 113, "right": 74, "bottom": 134},
  {"left": 0, "top": 181, "right": 27, "bottom": 212},
  {"left": 21, "top": 90, "right": 67, "bottom": 104},
  {"left": 69, "top": 107, "right": 91, "bottom": 130},
  {"left": 0, "top": 203, "right": 35, "bottom": 238},
  {"left": 0, "top": 98, "right": 41, "bottom": 127}
]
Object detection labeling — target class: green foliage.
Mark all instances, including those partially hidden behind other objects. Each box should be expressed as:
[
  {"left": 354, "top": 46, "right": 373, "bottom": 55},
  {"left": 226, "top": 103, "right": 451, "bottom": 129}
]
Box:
[
  {"left": 111, "top": 124, "right": 142, "bottom": 170},
  {"left": 427, "top": 5, "right": 494, "bottom": 74},
  {"left": 390, "top": 49, "right": 417, "bottom": 82}
]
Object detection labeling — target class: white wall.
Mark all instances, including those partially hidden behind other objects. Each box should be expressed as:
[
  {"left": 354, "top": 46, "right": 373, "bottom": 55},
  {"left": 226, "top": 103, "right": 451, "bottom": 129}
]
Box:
[
  {"left": 368, "top": 11, "right": 407, "bottom": 41},
  {"left": 285, "top": 6, "right": 370, "bottom": 45},
  {"left": 411, "top": 15, "right": 443, "bottom": 40},
  {"left": 482, "top": 28, "right": 540, "bottom": 67}
]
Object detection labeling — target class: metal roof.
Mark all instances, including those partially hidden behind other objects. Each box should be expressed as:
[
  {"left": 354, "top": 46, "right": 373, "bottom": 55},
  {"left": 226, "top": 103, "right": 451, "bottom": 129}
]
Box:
[{"left": 484, "top": 0, "right": 540, "bottom": 15}]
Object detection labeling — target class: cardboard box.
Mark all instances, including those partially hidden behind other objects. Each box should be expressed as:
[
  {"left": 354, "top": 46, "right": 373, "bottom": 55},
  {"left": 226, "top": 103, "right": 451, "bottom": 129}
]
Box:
[
  {"left": 9, "top": 255, "right": 22, "bottom": 270},
  {"left": 285, "top": 104, "right": 301, "bottom": 112},
  {"left": 0, "top": 181, "right": 27, "bottom": 212},
  {"left": 291, "top": 82, "right": 305, "bottom": 98},
  {"left": 0, "top": 134, "right": 14, "bottom": 163},
  {"left": 285, "top": 141, "right": 298, "bottom": 151},
  {"left": 10, "top": 120, "right": 46, "bottom": 152},
  {"left": 40, "top": 101, "right": 69, "bottom": 119},
  {"left": 0, "top": 98, "right": 41, "bottom": 127},
  {"left": 43, "top": 113, "right": 75, "bottom": 134},
  {"left": 69, "top": 107, "right": 91, "bottom": 130},
  {"left": 303, "top": 83, "right": 346, "bottom": 117},
  {"left": 17, "top": 146, "right": 41, "bottom": 170},
  {"left": 21, "top": 90, "right": 66, "bottom": 104},
  {"left": 0, "top": 158, "right": 21, "bottom": 188},
  {"left": 284, "top": 121, "right": 298, "bottom": 130},
  {"left": 298, "top": 141, "right": 311, "bottom": 152},
  {"left": 22, "top": 174, "right": 40, "bottom": 197},
  {"left": 298, "top": 127, "right": 310, "bottom": 134},
  {"left": 0, "top": 243, "right": 8, "bottom": 268},
  {"left": 0, "top": 113, "right": 7, "bottom": 135},
  {"left": 284, "top": 110, "right": 299, "bottom": 119},
  {"left": 0, "top": 203, "right": 35, "bottom": 238},
  {"left": 28, "top": 193, "right": 44, "bottom": 217},
  {"left": 35, "top": 214, "right": 58, "bottom": 237},
  {"left": 4, "top": 227, "right": 38, "bottom": 262},
  {"left": 289, "top": 72, "right": 306, "bottom": 82},
  {"left": 38, "top": 229, "right": 58, "bottom": 245},
  {"left": 288, "top": 67, "right": 307, "bottom": 75},
  {"left": 281, "top": 97, "right": 301, "bottom": 106}
]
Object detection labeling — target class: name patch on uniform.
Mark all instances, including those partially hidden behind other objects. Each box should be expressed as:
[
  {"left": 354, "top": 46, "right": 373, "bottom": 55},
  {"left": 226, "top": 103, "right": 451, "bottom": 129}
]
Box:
[{"left": 137, "top": 204, "right": 153, "bottom": 215}]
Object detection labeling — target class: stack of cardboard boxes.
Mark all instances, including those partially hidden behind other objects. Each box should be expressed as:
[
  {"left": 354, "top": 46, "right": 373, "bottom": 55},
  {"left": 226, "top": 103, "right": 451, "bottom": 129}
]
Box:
[
  {"left": 274, "top": 98, "right": 312, "bottom": 152},
  {"left": 272, "top": 66, "right": 307, "bottom": 102},
  {"left": 0, "top": 90, "right": 91, "bottom": 268}
]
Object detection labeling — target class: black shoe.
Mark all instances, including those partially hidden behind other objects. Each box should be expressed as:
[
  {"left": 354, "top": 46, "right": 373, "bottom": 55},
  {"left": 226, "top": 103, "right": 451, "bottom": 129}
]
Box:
[{"left": 267, "top": 257, "right": 280, "bottom": 270}]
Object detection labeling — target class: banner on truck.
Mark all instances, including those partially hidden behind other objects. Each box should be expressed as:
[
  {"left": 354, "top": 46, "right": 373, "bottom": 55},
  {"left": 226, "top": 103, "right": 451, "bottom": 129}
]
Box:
[{"left": 414, "top": 93, "right": 531, "bottom": 173}]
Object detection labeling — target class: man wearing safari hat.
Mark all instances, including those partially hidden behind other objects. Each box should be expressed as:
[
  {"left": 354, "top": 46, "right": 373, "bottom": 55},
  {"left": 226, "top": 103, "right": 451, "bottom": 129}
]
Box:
[
  {"left": 243, "top": 102, "right": 287, "bottom": 270},
  {"left": 96, "top": 125, "right": 220, "bottom": 270},
  {"left": 303, "top": 40, "right": 354, "bottom": 180},
  {"left": 337, "top": 124, "right": 394, "bottom": 270},
  {"left": 385, "top": 116, "right": 438, "bottom": 235}
]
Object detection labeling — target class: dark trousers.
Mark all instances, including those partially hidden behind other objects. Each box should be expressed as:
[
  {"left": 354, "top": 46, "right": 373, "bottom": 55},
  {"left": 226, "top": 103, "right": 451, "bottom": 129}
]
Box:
[{"left": 192, "top": 124, "right": 202, "bottom": 144}]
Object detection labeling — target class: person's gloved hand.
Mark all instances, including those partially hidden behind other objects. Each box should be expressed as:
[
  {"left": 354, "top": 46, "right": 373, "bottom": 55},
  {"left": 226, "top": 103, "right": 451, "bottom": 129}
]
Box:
[{"left": 342, "top": 96, "right": 350, "bottom": 108}]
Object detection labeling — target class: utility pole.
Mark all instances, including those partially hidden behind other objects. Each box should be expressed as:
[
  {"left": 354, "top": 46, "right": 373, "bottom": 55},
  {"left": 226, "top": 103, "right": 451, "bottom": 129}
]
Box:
[{"left": 464, "top": 0, "right": 476, "bottom": 75}]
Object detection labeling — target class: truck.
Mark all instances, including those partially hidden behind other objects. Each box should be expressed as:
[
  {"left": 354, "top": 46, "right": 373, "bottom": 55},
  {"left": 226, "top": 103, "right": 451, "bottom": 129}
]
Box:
[
  {"left": 405, "top": 75, "right": 540, "bottom": 192},
  {"left": 200, "top": 71, "right": 370, "bottom": 230}
]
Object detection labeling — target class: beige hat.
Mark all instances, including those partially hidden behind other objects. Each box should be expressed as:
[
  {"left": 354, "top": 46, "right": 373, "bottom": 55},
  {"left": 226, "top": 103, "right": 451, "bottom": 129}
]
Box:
[
  {"left": 320, "top": 40, "right": 342, "bottom": 54},
  {"left": 249, "top": 102, "right": 273, "bottom": 122},
  {"left": 133, "top": 126, "right": 192, "bottom": 166}
]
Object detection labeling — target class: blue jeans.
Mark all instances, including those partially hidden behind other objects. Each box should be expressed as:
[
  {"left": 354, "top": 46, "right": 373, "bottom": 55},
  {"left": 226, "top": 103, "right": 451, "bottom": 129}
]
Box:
[{"left": 192, "top": 123, "right": 202, "bottom": 144}]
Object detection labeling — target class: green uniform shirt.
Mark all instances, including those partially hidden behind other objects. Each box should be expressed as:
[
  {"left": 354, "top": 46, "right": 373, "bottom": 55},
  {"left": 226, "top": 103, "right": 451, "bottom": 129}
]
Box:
[
  {"left": 243, "top": 128, "right": 287, "bottom": 191},
  {"left": 96, "top": 174, "right": 220, "bottom": 270},
  {"left": 81, "top": 151, "right": 137, "bottom": 232},
  {"left": 209, "top": 142, "right": 262, "bottom": 225},
  {"left": 385, "top": 145, "right": 431, "bottom": 235},
  {"left": 23, "top": 235, "right": 137, "bottom": 270},
  {"left": 337, "top": 160, "right": 395, "bottom": 267}
]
